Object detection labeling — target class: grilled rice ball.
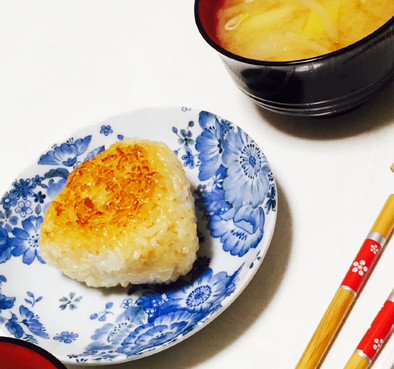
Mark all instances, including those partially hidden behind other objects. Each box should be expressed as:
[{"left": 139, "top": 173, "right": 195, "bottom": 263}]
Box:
[{"left": 39, "top": 138, "right": 199, "bottom": 288}]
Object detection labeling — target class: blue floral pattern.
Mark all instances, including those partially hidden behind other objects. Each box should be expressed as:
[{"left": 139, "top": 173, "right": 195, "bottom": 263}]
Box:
[
  {"left": 38, "top": 136, "right": 92, "bottom": 167},
  {"left": 59, "top": 292, "right": 83, "bottom": 311},
  {"left": 0, "top": 276, "right": 48, "bottom": 342},
  {"left": 90, "top": 302, "right": 114, "bottom": 322},
  {"left": 191, "top": 111, "right": 274, "bottom": 257},
  {"left": 54, "top": 331, "right": 79, "bottom": 344},
  {"left": 70, "top": 262, "right": 239, "bottom": 361},
  {"left": 100, "top": 125, "right": 113, "bottom": 136},
  {"left": 0, "top": 107, "right": 276, "bottom": 364},
  {"left": 25, "top": 291, "right": 43, "bottom": 307},
  {"left": 9, "top": 216, "right": 44, "bottom": 265}
]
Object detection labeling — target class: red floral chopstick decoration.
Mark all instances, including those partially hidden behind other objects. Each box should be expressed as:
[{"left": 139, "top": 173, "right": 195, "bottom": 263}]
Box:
[
  {"left": 355, "top": 291, "right": 394, "bottom": 362},
  {"left": 341, "top": 234, "right": 385, "bottom": 295}
]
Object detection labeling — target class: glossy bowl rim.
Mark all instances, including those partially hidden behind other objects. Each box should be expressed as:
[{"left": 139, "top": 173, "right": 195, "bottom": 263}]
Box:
[{"left": 194, "top": 1, "right": 394, "bottom": 66}]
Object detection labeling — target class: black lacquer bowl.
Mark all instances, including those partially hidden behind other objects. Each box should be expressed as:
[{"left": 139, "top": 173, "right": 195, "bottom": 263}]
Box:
[{"left": 195, "top": 0, "right": 394, "bottom": 117}]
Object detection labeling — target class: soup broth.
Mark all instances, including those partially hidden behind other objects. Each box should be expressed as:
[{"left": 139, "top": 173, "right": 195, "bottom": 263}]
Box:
[{"left": 215, "top": 0, "right": 394, "bottom": 61}]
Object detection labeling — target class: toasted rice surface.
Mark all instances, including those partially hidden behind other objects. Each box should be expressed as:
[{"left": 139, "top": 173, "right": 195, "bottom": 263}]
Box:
[{"left": 39, "top": 138, "right": 198, "bottom": 287}]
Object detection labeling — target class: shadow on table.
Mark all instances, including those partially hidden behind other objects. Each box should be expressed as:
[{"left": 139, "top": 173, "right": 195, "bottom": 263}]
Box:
[
  {"left": 66, "top": 181, "right": 292, "bottom": 369},
  {"left": 256, "top": 81, "right": 394, "bottom": 141}
]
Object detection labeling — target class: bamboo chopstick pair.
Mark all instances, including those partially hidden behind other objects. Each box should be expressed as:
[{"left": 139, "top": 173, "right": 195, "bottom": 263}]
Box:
[{"left": 295, "top": 194, "right": 394, "bottom": 369}]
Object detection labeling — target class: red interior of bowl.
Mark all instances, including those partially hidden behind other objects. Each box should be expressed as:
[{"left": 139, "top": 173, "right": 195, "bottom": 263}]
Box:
[
  {"left": 0, "top": 339, "right": 65, "bottom": 369},
  {"left": 196, "top": 0, "right": 223, "bottom": 45}
]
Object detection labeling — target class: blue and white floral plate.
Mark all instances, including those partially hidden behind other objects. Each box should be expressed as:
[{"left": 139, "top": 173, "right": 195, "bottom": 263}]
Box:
[{"left": 0, "top": 107, "right": 277, "bottom": 364}]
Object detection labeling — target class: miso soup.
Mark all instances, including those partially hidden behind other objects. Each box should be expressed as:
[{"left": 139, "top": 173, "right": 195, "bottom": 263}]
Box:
[{"left": 215, "top": 0, "right": 394, "bottom": 61}]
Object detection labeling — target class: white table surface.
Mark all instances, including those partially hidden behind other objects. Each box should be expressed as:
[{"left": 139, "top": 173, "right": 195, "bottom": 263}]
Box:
[{"left": 0, "top": 1, "right": 393, "bottom": 368}]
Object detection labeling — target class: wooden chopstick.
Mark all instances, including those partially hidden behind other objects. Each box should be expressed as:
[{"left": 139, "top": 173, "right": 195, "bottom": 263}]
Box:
[{"left": 295, "top": 194, "right": 394, "bottom": 369}]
